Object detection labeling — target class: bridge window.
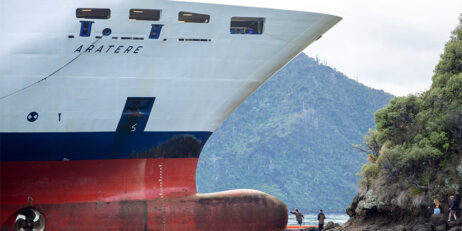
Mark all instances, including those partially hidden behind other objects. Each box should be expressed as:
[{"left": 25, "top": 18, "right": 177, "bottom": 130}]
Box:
[
  {"left": 178, "top": 11, "right": 209, "bottom": 23},
  {"left": 76, "top": 8, "right": 111, "bottom": 19},
  {"left": 230, "top": 17, "right": 264, "bottom": 34},
  {"left": 130, "top": 9, "right": 161, "bottom": 21},
  {"left": 149, "top": 24, "right": 163, "bottom": 39},
  {"left": 79, "top": 21, "right": 94, "bottom": 37}
]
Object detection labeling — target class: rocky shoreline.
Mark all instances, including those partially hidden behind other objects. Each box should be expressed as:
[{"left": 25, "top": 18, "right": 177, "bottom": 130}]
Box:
[
  {"left": 335, "top": 215, "right": 462, "bottom": 231},
  {"left": 285, "top": 216, "right": 462, "bottom": 231},
  {"left": 285, "top": 186, "right": 461, "bottom": 231},
  {"left": 330, "top": 189, "right": 462, "bottom": 231}
]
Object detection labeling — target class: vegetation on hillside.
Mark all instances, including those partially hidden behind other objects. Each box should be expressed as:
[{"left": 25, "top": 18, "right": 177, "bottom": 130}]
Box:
[
  {"left": 357, "top": 15, "right": 462, "bottom": 212},
  {"left": 196, "top": 53, "right": 393, "bottom": 213}
]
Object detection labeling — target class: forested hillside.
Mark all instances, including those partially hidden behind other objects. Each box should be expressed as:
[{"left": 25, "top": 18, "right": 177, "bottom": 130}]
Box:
[
  {"left": 344, "top": 15, "right": 462, "bottom": 229},
  {"left": 196, "top": 53, "right": 393, "bottom": 212}
]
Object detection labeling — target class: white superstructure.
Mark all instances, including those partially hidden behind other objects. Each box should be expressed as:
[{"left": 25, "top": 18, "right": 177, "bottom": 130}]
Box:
[
  {"left": 0, "top": 0, "right": 340, "bottom": 132},
  {"left": 0, "top": 0, "right": 340, "bottom": 161}
]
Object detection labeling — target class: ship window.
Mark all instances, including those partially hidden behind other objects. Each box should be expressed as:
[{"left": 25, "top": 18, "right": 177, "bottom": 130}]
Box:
[
  {"left": 230, "top": 17, "right": 264, "bottom": 34},
  {"left": 79, "top": 21, "right": 94, "bottom": 37},
  {"left": 76, "top": 8, "right": 111, "bottom": 19},
  {"left": 130, "top": 9, "right": 161, "bottom": 21},
  {"left": 149, "top": 24, "right": 163, "bottom": 39},
  {"left": 178, "top": 11, "right": 209, "bottom": 23}
]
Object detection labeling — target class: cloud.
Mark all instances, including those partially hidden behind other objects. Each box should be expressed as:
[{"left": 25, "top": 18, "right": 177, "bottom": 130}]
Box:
[
  {"left": 186, "top": 0, "right": 461, "bottom": 96},
  {"left": 303, "top": 0, "right": 460, "bottom": 96}
]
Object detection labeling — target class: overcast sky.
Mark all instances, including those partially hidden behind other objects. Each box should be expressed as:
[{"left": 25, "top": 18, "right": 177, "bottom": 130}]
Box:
[{"left": 187, "top": 0, "right": 461, "bottom": 96}]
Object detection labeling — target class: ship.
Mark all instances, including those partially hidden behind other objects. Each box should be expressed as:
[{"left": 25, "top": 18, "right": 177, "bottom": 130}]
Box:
[{"left": 0, "top": 0, "right": 340, "bottom": 230}]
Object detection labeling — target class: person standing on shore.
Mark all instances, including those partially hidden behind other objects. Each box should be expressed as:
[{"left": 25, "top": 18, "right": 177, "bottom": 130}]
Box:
[
  {"left": 317, "top": 209, "right": 326, "bottom": 231},
  {"left": 290, "top": 208, "right": 304, "bottom": 229},
  {"left": 433, "top": 199, "right": 441, "bottom": 214},
  {"left": 448, "top": 195, "right": 459, "bottom": 221}
]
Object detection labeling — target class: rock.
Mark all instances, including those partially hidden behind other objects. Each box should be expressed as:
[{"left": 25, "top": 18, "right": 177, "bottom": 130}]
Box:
[
  {"left": 457, "top": 160, "right": 462, "bottom": 176},
  {"left": 411, "top": 223, "right": 434, "bottom": 231},
  {"left": 304, "top": 228, "right": 317, "bottom": 231},
  {"left": 430, "top": 214, "right": 446, "bottom": 226},
  {"left": 382, "top": 225, "right": 406, "bottom": 231},
  {"left": 449, "top": 221, "right": 459, "bottom": 228},
  {"left": 347, "top": 195, "right": 360, "bottom": 217},
  {"left": 324, "top": 222, "right": 340, "bottom": 230},
  {"left": 325, "top": 221, "right": 336, "bottom": 229},
  {"left": 435, "top": 224, "right": 446, "bottom": 231},
  {"left": 357, "top": 190, "right": 379, "bottom": 211},
  {"left": 449, "top": 226, "right": 462, "bottom": 231}
]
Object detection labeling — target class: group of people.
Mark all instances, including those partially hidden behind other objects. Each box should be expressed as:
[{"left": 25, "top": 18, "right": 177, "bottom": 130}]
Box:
[
  {"left": 429, "top": 195, "right": 459, "bottom": 221},
  {"left": 289, "top": 195, "right": 459, "bottom": 231},
  {"left": 290, "top": 208, "right": 325, "bottom": 230}
]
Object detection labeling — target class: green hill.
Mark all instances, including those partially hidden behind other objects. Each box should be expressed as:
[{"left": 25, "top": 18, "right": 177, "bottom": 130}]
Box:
[
  {"left": 345, "top": 15, "right": 462, "bottom": 227},
  {"left": 196, "top": 53, "right": 393, "bottom": 213}
]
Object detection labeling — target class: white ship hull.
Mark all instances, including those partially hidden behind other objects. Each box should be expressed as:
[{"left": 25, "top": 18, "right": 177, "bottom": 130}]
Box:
[
  {"left": 0, "top": 1, "right": 340, "bottom": 230},
  {"left": 0, "top": 0, "right": 339, "bottom": 131},
  {"left": 0, "top": 0, "right": 340, "bottom": 161}
]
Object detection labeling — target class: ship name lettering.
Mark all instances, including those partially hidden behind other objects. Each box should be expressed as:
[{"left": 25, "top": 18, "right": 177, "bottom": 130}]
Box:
[{"left": 74, "top": 45, "right": 143, "bottom": 54}]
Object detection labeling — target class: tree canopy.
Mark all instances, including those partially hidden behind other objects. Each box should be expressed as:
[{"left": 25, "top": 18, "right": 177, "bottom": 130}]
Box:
[{"left": 360, "top": 15, "right": 462, "bottom": 198}]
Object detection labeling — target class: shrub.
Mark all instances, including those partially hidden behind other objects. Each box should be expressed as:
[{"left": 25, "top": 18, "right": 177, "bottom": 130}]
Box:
[{"left": 361, "top": 163, "right": 380, "bottom": 179}]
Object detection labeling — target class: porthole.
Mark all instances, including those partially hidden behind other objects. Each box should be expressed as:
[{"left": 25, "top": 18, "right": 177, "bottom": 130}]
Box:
[{"left": 27, "top": 112, "right": 38, "bottom": 122}]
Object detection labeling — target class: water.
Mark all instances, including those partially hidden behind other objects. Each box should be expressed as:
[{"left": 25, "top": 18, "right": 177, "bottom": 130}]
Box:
[{"left": 288, "top": 213, "right": 349, "bottom": 226}]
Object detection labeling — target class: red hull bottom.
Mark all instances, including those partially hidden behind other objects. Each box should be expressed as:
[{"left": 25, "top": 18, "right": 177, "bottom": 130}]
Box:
[
  {"left": 1, "top": 190, "right": 287, "bottom": 231},
  {"left": 0, "top": 159, "right": 287, "bottom": 230}
]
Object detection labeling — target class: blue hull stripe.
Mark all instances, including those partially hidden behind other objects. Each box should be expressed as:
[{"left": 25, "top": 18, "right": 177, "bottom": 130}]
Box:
[{"left": 0, "top": 131, "right": 212, "bottom": 161}]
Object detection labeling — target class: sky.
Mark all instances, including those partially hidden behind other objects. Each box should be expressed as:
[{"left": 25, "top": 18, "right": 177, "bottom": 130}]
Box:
[{"left": 187, "top": 0, "right": 461, "bottom": 96}]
